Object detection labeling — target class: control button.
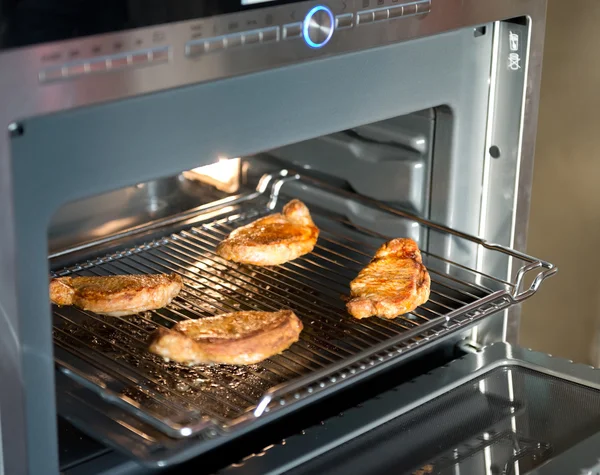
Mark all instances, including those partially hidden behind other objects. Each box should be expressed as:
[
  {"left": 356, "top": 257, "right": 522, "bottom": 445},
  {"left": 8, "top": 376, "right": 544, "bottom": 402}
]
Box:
[
  {"left": 260, "top": 26, "right": 279, "bottom": 43},
  {"left": 40, "top": 47, "right": 169, "bottom": 83},
  {"left": 65, "top": 63, "right": 87, "bottom": 77},
  {"left": 225, "top": 33, "right": 243, "bottom": 48},
  {"left": 186, "top": 41, "right": 205, "bottom": 57},
  {"left": 40, "top": 67, "right": 65, "bottom": 82},
  {"left": 403, "top": 3, "right": 417, "bottom": 15},
  {"left": 303, "top": 5, "right": 335, "bottom": 48},
  {"left": 151, "top": 47, "right": 170, "bottom": 63},
  {"left": 205, "top": 38, "right": 225, "bottom": 53},
  {"left": 335, "top": 13, "right": 353, "bottom": 29},
  {"left": 388, "top": 5, "right": 404, "bottom": 18},
  {"left": 243, "top": 31, "right": 260, "bottom": 45},
  {"left": 416, "top": 0, "right": 431, "bottom": 14},
  {"left": 373, "top": 8, "right": 389, "bottom": 21},
  {"left": 88, "top": 59, "right": 108, "bottom": 73},
  {"left": 357, "top": 11, "right": 374, "bottom": 24},
  {"left": 283, "top": 22, "right": 302, "bottom": 39},
  {"left": 130, "top": 51, "right": 150, "bottom": 65},
  {"left": 109, "top": 55, "right": 129, "bottom": 68}
]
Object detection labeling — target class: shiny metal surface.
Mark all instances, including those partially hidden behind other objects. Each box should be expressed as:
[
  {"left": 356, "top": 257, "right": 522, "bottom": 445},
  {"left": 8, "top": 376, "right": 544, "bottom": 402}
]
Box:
[
  {"left": 474, "top": 21, "right": 532, "bottom": 347},
  {"left": 52, "top": 172, "right": 554, "bottom": 465},
  {"left": 476, "top": 9, "right": 546, "bottom": 344},
  {"left": 220, "top": 342, "right": 600, "bottom": 475},
  {"left": 335, "top": 13, "right": 354, "bottom": 29},
  {"left": 47, "top": 175, "right": 238, "bottom": 258},
  {"left": 303, "top": 6, "right": 334, "bottom": 47},
  {"left": 268, "top": 113, "right": 433, "bottom": 214},
  {"left": 356, "top": 0, "right": 430, "bottom": 24},
  {"left": 283, "top": 22, "right": 303, "bottom": 39},
  {"left": 0, "top": 0, "right": 547, "bottom": 473},
  {"left": 40, "top": 46, "right": 171, "bottom": 83},
  {"left": 0, "top": 0, "right": 544, "bottom": 120}
]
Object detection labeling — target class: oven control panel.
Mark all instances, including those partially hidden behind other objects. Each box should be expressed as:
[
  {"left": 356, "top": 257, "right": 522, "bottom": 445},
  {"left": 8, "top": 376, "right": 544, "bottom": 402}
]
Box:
[
  {"left": 180, "top": 0, "right": 431, "bottom": 59},
  {"left": 39, "top": 47, "right": 170, "bottom": 82},
  {"left": 36, "top": 0, "right": 431, "bottom": 84}
]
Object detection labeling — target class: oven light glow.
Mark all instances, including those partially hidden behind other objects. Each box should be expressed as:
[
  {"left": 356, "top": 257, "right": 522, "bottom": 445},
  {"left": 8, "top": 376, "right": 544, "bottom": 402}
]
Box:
[
  {"left": 184, "top": 157, "right": 241, "bottom": 193},
  {"left": 254, "top": 396, "right": 272, "bottom": 417}
]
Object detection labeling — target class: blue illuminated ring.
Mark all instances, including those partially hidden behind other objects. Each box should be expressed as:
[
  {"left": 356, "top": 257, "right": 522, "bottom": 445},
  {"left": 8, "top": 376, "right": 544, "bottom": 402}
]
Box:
[{"left": 303, "top": 5, "right": 335, "bottom": 49}]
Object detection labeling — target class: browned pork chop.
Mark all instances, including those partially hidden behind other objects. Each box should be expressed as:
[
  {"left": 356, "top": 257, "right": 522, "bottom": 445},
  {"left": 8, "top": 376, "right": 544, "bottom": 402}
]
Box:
[
  {"left": 216, "top": 199, "right": 319, "bottom": 266},
  {"left": 49, "top": 273, "right": 183, "bottom": 317},
  {"left": 346, "top": 238, "right": 430, "bottom": 319},
  {"left": 148, "top": 310, "right": 303, "bottom": 365}
]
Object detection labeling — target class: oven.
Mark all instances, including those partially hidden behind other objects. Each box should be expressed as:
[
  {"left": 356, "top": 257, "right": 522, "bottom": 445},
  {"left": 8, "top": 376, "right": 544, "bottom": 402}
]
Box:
[{"left": 1, "top": 1, "right": 597, "bottom": 474}]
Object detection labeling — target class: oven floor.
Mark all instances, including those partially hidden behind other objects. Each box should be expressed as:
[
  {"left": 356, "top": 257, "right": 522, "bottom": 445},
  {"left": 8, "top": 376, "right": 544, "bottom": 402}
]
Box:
[{"left": 58, "top": 418, "right": 110, "bottom": 471}]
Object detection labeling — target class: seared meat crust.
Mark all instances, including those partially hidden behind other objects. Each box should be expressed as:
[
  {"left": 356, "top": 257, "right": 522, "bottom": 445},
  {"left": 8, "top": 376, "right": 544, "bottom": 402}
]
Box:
[
  {"left": 148, "top": 310, "right": 303, "bottom": 365},
  {"left": 49, "top": 273, "right": 183, "bottom": 317},
  {"left": 216, "top": 199, "right": 319, "bottom": 266},
  {"left": 346, "top": 238, "right": 430, "bottom": 319}
]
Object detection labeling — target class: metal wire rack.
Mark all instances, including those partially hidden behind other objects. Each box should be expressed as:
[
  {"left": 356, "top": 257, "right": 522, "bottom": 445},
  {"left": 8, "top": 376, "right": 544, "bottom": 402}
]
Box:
[{"left": 52, "top": 172, "right": 556, "bottom": 443}]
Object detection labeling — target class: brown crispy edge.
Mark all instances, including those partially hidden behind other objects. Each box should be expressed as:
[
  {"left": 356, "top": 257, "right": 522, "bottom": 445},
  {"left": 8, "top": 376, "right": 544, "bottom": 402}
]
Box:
[
  {"left": 215, "top": 200, "right": 319, "bottom": 266},
  {"left": 49, "top": 273, "right": 183, "bottom": 313},
  {"left": 148, "top": 310, "right": 303, "bottom": 365},
  {"left": 346, "top": 239, "right": 431, "bottom": 319}
]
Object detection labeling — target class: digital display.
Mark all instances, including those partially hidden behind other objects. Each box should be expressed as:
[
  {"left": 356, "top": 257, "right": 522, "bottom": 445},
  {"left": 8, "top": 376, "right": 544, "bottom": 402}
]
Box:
[
  {"left": 241, "top": 0, "right": 277, "bottom": 4},
  {"left": 0, "top": 0, "right": 300, "bottom": 51}
]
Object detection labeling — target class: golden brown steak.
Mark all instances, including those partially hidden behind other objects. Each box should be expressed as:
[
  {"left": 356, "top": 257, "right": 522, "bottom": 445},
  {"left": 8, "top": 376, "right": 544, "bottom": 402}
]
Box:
[
  {"left": 346, "top": 238, "right": 430, "bottom": 319},
  {"left": 216, "top": 199, "right": 319, "bottom": 266},
  {"left": 148, "top": 310, "right": 303, "bottom": 365},
  {"left": 49, "top": 273, "right": 183, "bottom": 317}
]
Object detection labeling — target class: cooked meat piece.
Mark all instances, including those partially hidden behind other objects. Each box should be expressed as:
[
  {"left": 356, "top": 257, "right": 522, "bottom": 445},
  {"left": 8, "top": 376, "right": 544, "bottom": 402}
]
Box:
[
  {"left": 216, "top": 199, "right": 319, "bottom": 266},
  {"left": 346, "top": 238, "right": 430, "bottom": 319},
  {"left": 148, "top": 310, "right": 303, "bottom": 365},
  {"left": 49, "top": 273, "right": 183, "bottom": 317}
]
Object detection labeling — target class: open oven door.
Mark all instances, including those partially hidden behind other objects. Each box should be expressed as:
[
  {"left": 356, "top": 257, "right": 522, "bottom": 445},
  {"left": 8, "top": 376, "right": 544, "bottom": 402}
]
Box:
[{"left": 217, "top": 343, "right": 600, "bottom": 475}]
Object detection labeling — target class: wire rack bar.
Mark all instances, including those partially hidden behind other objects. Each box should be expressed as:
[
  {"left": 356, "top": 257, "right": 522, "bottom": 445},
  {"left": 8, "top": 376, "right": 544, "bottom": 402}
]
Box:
[{"left": 53, "top": 174, "right": 555, "bottom": 440}]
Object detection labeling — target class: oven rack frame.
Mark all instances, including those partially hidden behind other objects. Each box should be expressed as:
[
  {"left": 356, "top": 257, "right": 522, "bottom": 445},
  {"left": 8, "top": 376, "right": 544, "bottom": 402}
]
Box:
[{"left": 52, "top": 171, "right": 556, "bottom": 465}]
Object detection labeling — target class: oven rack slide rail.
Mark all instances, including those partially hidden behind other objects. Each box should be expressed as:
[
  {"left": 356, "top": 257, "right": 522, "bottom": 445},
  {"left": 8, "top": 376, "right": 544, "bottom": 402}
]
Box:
[{"left": 52, "top": 171, "right": 556, "bottom": 465}]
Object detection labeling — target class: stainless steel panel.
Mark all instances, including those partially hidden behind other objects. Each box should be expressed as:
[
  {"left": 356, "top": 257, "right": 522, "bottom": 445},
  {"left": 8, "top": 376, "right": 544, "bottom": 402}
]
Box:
[
  {"left": 283, "top": 22, "right": 303, "bottom": 39},
  {"left": 335, "top": 13, "right": 354, "bottom": 29},
  {"left": 52, "top": 172, "right": 554, "bottom": 465},
  {"left": 0, "top": 0, "right": 548, "bottom": 473},
  {"left": 219, "top": 343, "right": 600, "bottom": 475},
  {"left": 268, "top": 112, "right": 434, "bottom": 214},
  {"left": 476, "top": 20, "right": 540, "bottom": 346},
  {"left": 0, "top": 0, "right": 545, "bottom": 119}
]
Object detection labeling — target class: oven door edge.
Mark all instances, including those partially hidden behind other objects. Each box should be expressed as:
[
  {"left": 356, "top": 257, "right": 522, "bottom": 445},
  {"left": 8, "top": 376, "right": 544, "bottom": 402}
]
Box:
[{"left": 217, "top": 343, "right": 600, "bottom": 475}]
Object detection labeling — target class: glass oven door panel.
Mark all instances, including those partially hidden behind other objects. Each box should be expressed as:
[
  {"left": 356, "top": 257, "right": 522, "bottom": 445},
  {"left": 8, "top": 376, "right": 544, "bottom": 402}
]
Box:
[{"left": 219, "top": 343, "right": 600, "bottom": 475}]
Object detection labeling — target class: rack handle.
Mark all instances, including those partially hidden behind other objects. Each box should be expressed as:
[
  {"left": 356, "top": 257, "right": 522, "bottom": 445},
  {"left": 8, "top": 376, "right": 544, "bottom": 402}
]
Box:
[
  {"left": 512, "top": 260, "right": 557, "bottom": 302},
  {"left": 263, "top": 171, "right": 558, "bottom": 302}
]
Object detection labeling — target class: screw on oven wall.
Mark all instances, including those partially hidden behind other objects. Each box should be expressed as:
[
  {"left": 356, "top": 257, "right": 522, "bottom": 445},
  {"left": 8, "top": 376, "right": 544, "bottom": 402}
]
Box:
[
  {"left": 8, "top": 122, "right": 24, "bottom": 137},
  {"left": 489, "top": 145, "right": 501, "bottom": 159}
]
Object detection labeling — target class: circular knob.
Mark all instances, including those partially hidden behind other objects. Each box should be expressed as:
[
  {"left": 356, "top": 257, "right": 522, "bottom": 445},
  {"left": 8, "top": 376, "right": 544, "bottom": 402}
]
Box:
[{"left": 303, "top": 5, "right": 334, "bottom": 49}]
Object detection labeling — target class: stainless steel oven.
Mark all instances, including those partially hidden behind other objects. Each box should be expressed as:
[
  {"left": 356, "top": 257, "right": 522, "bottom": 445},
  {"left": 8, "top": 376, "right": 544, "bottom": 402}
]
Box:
[{"left": 2, "top": 1, "right": 597, "bottom": 474}]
